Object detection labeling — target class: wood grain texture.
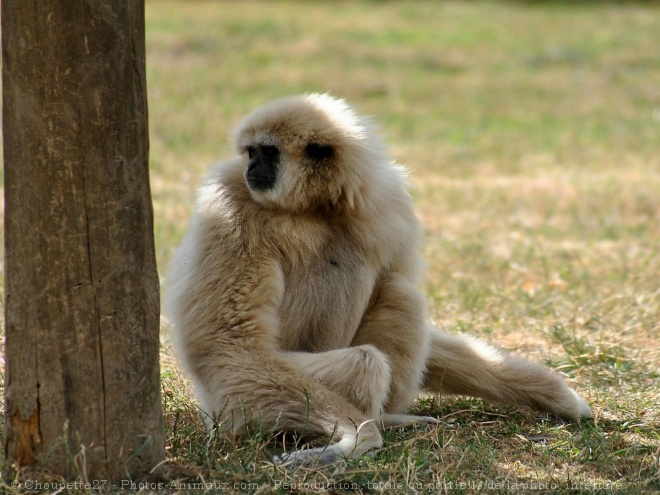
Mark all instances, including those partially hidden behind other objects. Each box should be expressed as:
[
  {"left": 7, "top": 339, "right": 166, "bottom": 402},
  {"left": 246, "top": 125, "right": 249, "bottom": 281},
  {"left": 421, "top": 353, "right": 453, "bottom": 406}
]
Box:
[{"left": 3, "top": 0, "right": 165, "bottom": 481}]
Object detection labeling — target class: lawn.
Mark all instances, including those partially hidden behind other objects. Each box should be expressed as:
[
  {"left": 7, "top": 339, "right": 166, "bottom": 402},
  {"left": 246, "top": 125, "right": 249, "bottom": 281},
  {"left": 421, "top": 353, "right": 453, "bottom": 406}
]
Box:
[{"left": 5, "top": 0, "right": 660, "bottom": 493}]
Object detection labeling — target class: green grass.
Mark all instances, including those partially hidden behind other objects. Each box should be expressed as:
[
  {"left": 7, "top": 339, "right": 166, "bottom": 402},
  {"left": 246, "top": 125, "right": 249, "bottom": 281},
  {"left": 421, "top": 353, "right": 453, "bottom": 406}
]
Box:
[{"left": 3, "top": 0, "right": 660, "bottom": 493}]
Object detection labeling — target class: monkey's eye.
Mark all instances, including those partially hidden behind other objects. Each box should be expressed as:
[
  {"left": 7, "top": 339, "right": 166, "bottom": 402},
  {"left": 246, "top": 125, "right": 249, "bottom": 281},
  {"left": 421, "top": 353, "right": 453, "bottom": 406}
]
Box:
[
  {"left": 304, "top": 143, "right": 334, "bottom": 160},
  {"left": 245, "top": 146, "right": 256, "bottom": 159}
]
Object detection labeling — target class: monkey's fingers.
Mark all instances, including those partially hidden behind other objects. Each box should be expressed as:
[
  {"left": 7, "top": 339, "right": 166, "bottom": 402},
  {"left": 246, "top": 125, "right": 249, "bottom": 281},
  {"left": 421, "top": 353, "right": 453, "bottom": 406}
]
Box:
[{"left": 272, "top": 425, "right": 381, "bottom": 467}]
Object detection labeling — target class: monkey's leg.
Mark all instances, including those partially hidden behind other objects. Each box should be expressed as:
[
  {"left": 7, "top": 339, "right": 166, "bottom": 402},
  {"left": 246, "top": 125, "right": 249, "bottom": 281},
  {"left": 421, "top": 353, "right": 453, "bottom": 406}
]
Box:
[
  {"left": 282, "top": 345, "right": 392, "bottom": 419},
  {"left": 422, "top": 330, "right": 592, "bottom": 419},
  {"left": 196, "top": 349, "right": 382, "bottom": 466},
  {"left": 350, "top": 274, "right": 436, "bottom": 427}
]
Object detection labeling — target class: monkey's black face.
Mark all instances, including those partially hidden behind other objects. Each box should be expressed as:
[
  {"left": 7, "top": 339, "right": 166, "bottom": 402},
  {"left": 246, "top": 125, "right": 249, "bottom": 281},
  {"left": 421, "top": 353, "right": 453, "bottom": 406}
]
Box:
[{"left": 245, "top": 144, "right": 280, "bottom": 191}]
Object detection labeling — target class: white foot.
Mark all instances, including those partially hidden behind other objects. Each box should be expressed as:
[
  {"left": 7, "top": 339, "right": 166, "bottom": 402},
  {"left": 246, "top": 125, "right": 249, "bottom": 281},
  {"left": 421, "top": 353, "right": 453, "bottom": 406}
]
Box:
[
  {"left": 552, "top": 387, "right": 592, "bottom": 419},
  {"left": 382, "top": 413, "right": 440, "bottom": 428}
]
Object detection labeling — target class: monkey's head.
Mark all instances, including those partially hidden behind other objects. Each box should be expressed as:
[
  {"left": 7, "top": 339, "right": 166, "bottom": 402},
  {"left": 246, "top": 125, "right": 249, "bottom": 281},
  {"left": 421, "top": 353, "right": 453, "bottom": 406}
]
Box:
[{"left": 234, "top": 94, "right": 387, "bottom": 212}]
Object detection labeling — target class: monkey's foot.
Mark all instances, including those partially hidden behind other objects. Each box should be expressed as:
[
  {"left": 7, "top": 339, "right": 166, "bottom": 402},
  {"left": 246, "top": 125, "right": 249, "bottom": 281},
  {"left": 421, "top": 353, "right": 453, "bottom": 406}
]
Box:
[
  {"left": 381, "top": 413, "right": 440, "bottom": 429},
  {"left": 549, "top": 387, "right": 593, "bottom": 420}
]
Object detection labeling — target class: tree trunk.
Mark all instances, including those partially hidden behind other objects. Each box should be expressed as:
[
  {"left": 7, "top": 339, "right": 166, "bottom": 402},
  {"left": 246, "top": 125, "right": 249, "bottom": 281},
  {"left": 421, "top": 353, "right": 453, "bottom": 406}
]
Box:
[{"left": 3, "top": 0, "right": 165, "bottom": 481}]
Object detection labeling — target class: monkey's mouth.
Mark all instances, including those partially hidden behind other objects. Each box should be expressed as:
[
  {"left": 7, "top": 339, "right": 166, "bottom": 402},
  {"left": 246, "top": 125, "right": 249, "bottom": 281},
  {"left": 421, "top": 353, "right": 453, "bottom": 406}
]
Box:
[{"left": 245, "top": 172, "right": 277, "bottom": 192}]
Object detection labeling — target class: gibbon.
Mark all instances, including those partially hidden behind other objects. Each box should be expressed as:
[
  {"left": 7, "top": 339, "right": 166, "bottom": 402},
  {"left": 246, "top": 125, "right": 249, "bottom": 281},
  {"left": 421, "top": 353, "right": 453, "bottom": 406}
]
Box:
[{"left": 165, "top": 93, "right": 592, "bottom": 466}]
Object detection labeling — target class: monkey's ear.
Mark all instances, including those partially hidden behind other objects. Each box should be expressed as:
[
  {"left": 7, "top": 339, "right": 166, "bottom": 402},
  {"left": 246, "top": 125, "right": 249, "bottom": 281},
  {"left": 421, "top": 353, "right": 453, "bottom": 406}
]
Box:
[{"left": 305, "top": 142, "right": 334, "bottom": 160}]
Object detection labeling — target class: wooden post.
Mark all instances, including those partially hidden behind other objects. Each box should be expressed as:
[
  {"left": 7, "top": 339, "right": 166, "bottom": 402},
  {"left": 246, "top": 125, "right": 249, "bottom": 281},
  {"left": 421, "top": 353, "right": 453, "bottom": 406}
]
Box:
[{"left": 3, "top": 0, "right": 165, "bottom": 481}]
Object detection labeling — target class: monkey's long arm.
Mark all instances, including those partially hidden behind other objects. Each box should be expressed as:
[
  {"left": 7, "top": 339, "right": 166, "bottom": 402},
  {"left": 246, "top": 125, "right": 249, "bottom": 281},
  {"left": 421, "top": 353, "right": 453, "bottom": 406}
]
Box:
[{"left": 350, "top": 271, "right": 431, "bottom": 415}]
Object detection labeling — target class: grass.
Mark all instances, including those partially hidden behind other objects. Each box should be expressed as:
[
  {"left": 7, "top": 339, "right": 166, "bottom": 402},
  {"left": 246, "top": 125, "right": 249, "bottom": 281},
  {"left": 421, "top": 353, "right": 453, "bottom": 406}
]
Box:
[{"left": 3, "top": 0, "right": 660, "bottom": 493}]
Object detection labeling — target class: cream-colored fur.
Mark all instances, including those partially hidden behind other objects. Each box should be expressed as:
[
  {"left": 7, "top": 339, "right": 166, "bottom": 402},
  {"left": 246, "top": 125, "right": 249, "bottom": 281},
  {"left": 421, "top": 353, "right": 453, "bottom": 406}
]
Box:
[{"left": 165, "top": 94, "right": 591, "bottom": 466}]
